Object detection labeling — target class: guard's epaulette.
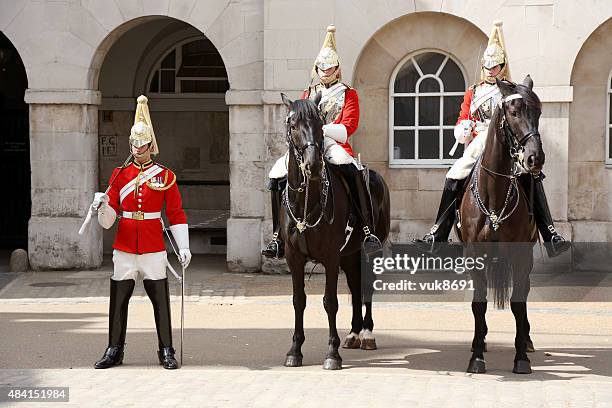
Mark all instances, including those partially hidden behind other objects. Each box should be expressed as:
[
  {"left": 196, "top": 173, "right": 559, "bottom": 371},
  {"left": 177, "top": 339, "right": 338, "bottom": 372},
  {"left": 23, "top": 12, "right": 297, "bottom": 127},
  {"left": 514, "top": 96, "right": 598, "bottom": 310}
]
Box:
[{"left": 341, "top": 82, "right": 353, "bottom": 90}]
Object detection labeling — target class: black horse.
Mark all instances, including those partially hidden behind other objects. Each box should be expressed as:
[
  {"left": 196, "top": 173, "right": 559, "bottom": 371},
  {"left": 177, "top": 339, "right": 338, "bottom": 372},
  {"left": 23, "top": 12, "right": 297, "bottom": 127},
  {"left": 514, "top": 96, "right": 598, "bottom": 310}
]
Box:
[
  {"left": 459, "top": 76, "right": 542, "bottom": 374},
  {"left": 279, "top": 93, "right": 390, "bottom": 370}
]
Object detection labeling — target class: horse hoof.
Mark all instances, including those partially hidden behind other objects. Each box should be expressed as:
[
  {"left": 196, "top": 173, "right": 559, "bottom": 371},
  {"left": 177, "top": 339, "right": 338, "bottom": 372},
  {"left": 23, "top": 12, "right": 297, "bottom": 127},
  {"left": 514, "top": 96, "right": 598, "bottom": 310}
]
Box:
[
  {"left": 467, "top": 357, "right": 486, "bottom": 374},
  {"left": 513, "top": 359, "right": 532, "bottom": 374},
  {"left": 323, "top": 358, "right": 342, "bottom": 370},
  {"left": 342, "top": 336, "right": 361, "bottom": 349},
  {"left": 284, "top": 355, "right": 303, "bottom": 367},
  {"left": 526, "top": 340, "right": 535, "bottom": 353},
  {"left": 360, "top": 338, "right": 377, "bottom": 350},
  {"left": 471, "top": 342, "right": 487, "bottom": 352}
]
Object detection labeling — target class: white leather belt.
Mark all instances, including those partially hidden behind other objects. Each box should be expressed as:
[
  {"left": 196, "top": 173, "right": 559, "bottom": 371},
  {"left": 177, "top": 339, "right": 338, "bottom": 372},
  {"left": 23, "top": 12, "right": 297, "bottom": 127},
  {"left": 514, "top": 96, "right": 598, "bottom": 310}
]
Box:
[{"left": 122, "top": 211, "right": 161, "bottom": 221}]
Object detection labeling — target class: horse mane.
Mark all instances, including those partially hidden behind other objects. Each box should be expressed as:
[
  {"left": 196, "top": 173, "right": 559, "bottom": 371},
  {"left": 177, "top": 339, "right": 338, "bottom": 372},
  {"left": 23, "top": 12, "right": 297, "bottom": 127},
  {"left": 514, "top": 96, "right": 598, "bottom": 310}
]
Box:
[{"left": 290, "top": 98, "right": 321, "bottom": 124}]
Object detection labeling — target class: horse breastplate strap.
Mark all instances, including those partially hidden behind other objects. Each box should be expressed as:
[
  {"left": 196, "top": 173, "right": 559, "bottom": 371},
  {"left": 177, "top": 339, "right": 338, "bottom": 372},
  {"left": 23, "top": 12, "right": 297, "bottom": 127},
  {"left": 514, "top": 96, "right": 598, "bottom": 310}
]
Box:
[
  {"left": 471, "top": 84, "right": 502, "bottom": 123},
  {"left": 312, "top": 82, "right": 347, "bottom": 124}
]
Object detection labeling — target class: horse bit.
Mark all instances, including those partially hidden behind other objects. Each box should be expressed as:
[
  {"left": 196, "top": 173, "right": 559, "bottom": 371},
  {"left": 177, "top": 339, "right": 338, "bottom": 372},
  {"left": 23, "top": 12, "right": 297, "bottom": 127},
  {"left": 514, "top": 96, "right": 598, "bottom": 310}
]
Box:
[
  {"left": 283, "top": 111, "right": 330, "bottom": 233},
  {"left": 472, "top": 93, "right": 540, "bottom": 231}
]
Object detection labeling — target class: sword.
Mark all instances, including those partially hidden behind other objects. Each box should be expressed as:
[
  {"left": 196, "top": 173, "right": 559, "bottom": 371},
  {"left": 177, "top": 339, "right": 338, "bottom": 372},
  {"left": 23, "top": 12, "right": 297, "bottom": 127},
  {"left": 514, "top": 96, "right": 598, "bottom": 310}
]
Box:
[
  {"left": 78, "top": 154, "right": 133, "bottom": 235},
  {"left": 449, "top": 44, "right": 483, "bottom": 157}
]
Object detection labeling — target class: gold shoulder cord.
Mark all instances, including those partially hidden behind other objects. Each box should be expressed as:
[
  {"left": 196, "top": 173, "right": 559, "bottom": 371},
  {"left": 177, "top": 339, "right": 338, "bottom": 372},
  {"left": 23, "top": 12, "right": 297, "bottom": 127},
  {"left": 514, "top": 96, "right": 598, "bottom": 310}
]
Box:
[{"left": 147, "top": 170, "right": 176, "bottom": 191}]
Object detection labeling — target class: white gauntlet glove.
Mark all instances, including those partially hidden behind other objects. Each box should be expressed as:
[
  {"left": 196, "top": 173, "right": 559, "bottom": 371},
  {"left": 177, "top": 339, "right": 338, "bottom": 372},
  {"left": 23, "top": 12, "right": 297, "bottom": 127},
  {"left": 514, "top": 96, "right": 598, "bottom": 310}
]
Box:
[
  {"left": 170, "top": 224, "right": 191, "bottom": 268},
  {"left": 91, "top": 192, "right": 109, "bottom": 210},
  {"left": 322, "top": 124, "right": 347, "bottom": 144},
  {"left": 92, "top": 192, "right": 116, "bottom": 229},
  {"left": 454, "top": 119, "right": 474, "bottom": 144}
]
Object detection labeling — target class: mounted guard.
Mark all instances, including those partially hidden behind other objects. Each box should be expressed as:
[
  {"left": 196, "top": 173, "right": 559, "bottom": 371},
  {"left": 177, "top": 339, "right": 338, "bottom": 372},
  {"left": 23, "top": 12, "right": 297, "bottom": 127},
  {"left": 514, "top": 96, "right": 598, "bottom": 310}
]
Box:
[
  {"left": 90, "top": 95, "right": 191, "bottom": 370},
  {"left": 262, "top": 25, "right": 382, "bottom": 259},
  {"left": 414, "top": 20, "right": 570, "bottom": 257}
]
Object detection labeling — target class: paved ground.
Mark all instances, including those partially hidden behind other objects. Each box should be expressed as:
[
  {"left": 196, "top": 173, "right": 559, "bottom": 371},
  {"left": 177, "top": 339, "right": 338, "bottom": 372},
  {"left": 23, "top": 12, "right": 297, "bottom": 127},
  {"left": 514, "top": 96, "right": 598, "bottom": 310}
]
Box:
[{"left": 0, "top": 255, "right": 611, "bottom": 407}]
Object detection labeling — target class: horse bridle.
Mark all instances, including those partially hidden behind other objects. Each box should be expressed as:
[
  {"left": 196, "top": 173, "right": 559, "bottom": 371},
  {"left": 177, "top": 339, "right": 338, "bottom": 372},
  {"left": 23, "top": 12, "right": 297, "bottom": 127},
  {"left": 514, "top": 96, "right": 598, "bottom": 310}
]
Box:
[
  {"left": 283, "top": 110, "right": 330, "bottom": 233},
  {"left": 498, "top": 93, "right": 542, "bottom": 176}
]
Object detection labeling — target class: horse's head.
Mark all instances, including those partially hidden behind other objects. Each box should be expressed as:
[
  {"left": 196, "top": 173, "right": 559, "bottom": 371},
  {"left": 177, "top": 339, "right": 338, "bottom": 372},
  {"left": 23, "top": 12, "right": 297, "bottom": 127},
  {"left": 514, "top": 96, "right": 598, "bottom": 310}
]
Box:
[
  {"left": 496, "top": 76, "right": 544, "bottom": 173},
  {"left": 281, "top": 92, "right": 325, "bottom": 180}
]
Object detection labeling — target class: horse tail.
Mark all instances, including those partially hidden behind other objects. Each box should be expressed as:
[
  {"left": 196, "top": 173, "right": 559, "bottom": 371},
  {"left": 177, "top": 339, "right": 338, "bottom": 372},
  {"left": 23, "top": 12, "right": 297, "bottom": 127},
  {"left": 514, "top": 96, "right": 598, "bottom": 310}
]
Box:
[{"left": 485, "top": 243, "right": 512, "bottom": 309}]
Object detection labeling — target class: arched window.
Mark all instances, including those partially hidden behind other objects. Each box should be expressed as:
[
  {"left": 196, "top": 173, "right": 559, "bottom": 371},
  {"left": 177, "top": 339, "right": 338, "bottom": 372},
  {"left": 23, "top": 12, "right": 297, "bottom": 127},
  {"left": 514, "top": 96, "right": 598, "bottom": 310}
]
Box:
[
  {"left": 148, "top": 37, "right": 229, "bottom": 95},
  {"left": 389, "top": 50, "right": 467, "bottom": 167},
  {"left": 607, "top": 71, "right": 612, "bottom": 165}
]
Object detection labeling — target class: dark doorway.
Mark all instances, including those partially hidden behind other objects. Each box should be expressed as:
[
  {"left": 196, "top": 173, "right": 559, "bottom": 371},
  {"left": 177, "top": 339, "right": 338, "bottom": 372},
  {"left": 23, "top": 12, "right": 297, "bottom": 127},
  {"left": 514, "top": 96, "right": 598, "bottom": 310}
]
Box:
[{"left": 0, "top": 32, "right": 29, "bottom": 249}]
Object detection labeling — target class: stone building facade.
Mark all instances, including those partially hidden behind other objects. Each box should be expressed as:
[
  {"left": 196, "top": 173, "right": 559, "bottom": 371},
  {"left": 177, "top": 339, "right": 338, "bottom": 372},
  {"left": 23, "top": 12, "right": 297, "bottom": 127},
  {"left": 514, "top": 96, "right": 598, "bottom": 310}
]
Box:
[{"left": 0, "top": 0, "right": 610, "bottom": 271}]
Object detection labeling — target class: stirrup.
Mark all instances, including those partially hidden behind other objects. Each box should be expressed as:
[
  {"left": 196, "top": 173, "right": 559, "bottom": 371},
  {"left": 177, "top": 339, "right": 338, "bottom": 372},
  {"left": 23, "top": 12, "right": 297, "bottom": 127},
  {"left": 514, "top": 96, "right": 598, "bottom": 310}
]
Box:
[
  {"left": 362, "top": 226, "right": 382, "bottom": 256},
  {"left": 262, "top": 232, "right": 284, "bottom": 258},
  {"left": 544, "top": 233, "right": 570, "bottom": 258}
]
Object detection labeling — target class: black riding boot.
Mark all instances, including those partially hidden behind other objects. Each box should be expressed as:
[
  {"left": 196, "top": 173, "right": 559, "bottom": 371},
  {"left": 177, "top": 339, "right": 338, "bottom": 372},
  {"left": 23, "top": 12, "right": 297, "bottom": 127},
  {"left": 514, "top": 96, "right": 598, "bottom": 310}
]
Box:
[
  {"left": 95, "top": 279, "right": 135, "bottom": 369},
  {"left": 520, "top": 174, "right": 570, "bottom": 257},
  {"left": 339, "top": 165, "right": 382, "bottom": 256},
  {"left": 143, "top": 278, "right": 178, "bottom": 369},
  {"left": 413, "top": 178, "right": 465, "bottom": 253},
  {"left": 262, "top": 177, "right": 286, "bottom": 259}
]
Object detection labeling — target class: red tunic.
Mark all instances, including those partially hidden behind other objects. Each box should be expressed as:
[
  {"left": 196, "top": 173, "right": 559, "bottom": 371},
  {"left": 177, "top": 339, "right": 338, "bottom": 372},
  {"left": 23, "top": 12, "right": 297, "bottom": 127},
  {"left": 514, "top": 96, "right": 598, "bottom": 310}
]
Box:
[
  {"left": 106, "top": 161, "right": 187, "bottom": 254},
  {"left": 456, "top": 86, "right": 477, "bottom": 143},
  {"left": 302, "top": 86, "right": 360, "bottom": 157}
]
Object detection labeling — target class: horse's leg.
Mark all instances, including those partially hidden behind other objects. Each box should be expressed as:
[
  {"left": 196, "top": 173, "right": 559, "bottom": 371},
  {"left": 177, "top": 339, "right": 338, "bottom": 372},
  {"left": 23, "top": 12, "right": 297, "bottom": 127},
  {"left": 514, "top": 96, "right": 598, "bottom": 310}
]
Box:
[
  {"left": 284, "top": 250, "right": 307, "bottom": 367},
  {"left": 511, "top": 255, "right": 532, "bottom": 374},
  {"left": 340, "top": 255, "right": 363, "bottom": 349},
  {"left": 467, "top": 269, "right": 488, "bottom": 374},
  {"left": 322, "top": 259, "right": 342, "bottom": 370}
]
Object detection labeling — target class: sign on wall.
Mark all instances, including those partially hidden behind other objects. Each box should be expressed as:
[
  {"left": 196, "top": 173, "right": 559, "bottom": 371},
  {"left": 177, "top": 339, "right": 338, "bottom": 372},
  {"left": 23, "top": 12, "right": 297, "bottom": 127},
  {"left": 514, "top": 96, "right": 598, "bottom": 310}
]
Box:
[{"left": 100, "top": 135, "right": 117, "bottom": 157}]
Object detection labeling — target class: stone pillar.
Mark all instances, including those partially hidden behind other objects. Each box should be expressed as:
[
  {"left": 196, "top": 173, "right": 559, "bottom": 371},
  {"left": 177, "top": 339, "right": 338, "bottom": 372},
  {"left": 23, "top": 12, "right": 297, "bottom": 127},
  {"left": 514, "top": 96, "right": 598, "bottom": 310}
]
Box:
[
  {"left": 25, "top": 89, "right": 101, "bottom": 270},
  {"left": 225, "top": 90, "right": 265, "bottom": 272}
]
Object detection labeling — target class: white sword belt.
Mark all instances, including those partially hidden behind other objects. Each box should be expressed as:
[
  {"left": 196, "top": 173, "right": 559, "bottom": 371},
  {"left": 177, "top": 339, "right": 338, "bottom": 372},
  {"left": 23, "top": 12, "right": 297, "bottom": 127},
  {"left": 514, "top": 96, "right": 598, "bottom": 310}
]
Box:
[{"left": 121, "top": 211, "right": 162, "bottom": 221}]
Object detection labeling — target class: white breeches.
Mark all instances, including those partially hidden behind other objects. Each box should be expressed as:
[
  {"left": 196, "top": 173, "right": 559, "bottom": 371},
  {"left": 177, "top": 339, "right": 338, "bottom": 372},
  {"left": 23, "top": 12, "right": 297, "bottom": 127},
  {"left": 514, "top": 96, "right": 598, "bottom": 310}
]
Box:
[
  {"left": 446, "top": 130, "right": 487, "bottom": 180},
  {"left": 268, "top": 137, "right": 357, "bottom": 179},
  {"left": 111, "top": 250, "right": 168, "bottom": 281}
]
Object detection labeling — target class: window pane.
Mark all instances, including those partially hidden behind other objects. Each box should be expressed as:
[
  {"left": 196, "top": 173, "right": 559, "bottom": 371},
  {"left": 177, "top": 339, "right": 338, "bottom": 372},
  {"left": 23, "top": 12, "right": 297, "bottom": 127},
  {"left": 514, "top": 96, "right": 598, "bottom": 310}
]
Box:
[
  {"left": 149, "top": 71, "right": 159, "bottom": 93},
  {"left": 394, "top": 60, "right": 420, "bottom": 93},
  {"left": 443, "top": 129, "right": 464, "bottom": 159},
  {"left": 394, "top": 97, "right": 415, "bottom": 126},
  {"left": 443, "top": 96, "right": 463, "bottom": 125},
  {"left": 419, "top": 77, "right": 439, "bottom": 93},
  {"left": 181, "top": 53, "right": 224, "bottom": 68},
  {"left": 419, "top": 96, "right": 440, "bottom": 126},
  {"left": 161, "top": 50, "right": 176, "bottom": 69},
  {"left": 418, "top": 129, "right": 440, "bottom": 159},
  {"left": 439, "top": 58, "right": 465, "bottom": 92},
  {"left": 393, "top": 130, "right": 415, "bottom": 159},
  {"left": 609, "top": 132, "right": 612, "bottom": 160},
  {"left": 161, "top": 70, "right": 175, "bottom": 93},
  {"left": 609, "top": 94, "right": 612, "bottom": 125},
  {"left": 176, "top": 66, "right": 227, "bottom": 78},
  {"left": 414, "top": 52, "right": 445, "bottom": 75},
  {"left": 181, "top": 80, "right": 229, "bottom": 93}
]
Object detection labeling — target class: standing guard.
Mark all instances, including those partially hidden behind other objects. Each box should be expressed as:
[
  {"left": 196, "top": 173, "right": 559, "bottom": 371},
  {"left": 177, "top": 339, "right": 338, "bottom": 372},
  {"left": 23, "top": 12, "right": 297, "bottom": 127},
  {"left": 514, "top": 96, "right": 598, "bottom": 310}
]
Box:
[
  {"left": 262, "top": 25, "right": 382, "bottom": 259},
  {"left": 91, "top": 95, "right": 191, "bottom": 369},
  {"left": 414, "top": 21, "right": 570, "bottom": 256}
]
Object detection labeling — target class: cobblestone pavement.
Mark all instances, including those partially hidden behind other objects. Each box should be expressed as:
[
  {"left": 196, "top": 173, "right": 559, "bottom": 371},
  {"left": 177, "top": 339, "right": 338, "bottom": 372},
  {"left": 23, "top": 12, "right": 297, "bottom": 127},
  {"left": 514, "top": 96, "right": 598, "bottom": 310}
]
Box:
[{"left": 0, "top": 255, "right": 611, "bottom": 407}]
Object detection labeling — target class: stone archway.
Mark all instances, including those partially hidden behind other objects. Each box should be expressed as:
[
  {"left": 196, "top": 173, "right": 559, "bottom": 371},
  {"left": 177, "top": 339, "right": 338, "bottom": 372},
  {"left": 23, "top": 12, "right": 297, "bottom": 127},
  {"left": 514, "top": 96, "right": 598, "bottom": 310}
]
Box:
[
  {"left": 0, "top": 31, "right": 29, "bottom": 252},
  {"left": 569, "top": 17, "right": 612, "bottom": 241},
  {"left": 96, "top": 17, "right": 230, "bottom": 256},
  {"left": 351, "top": 12, "right": 487, "bottom": 241}
]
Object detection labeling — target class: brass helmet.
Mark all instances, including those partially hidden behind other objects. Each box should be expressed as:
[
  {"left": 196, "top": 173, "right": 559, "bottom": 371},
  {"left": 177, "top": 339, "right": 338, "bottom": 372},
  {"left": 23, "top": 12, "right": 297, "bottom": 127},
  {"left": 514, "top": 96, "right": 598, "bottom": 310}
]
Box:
[
  {"left": 312, "top": 25, "right": 342, "bottom": 85},
  {"left": 481, "top": 20, "right": 511, "bottom": 83},
  {"left": 129, "top": 95, "right": 159, "bottom": 155}
]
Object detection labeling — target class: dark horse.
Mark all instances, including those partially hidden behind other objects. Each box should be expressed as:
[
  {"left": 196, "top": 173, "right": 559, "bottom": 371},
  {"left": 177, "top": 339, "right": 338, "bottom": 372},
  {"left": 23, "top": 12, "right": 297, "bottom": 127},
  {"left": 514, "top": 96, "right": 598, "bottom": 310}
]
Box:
[
  {"left": 279, "top": 93, "right": 390, "bottom": 370},
  {"left": 459, "top": 76, "right": 542, "bottom": 374}
]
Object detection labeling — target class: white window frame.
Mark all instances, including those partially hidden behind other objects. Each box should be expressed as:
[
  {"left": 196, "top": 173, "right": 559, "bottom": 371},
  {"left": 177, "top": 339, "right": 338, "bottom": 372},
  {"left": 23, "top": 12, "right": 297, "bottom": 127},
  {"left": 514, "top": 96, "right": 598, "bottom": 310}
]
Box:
[
  {"left": 147, "top": 36, "right": 229, "bottom": 98},
  {"left": 607, "top": 70, "right": 612, "bottom": 166},
  {"left": 389, "top": 49, "right": 468, "bottom": 168}
]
